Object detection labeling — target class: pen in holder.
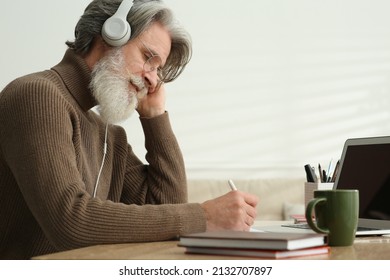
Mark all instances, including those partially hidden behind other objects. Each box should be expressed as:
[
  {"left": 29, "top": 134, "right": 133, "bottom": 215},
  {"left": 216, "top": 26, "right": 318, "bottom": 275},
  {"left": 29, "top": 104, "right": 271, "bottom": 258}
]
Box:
[{"left": 304, "top": 182, "right": 334, "bottom": 208}]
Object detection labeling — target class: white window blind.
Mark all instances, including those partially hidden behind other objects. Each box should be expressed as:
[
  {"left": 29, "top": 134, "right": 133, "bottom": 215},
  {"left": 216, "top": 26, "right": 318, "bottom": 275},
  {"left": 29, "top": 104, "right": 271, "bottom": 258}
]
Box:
[
  {"left": 2, "top": 0, "right": 390, "bottom": 180},
  {"left": 125, "top": 0, "right": 390, "bottom": 179}
]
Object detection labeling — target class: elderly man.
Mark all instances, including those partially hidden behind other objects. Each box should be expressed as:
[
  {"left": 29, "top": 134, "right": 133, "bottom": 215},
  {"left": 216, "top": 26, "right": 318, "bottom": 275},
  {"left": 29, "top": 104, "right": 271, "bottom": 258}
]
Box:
[{"left": 0, "top": 0, "right": 258, "bottom": 259}]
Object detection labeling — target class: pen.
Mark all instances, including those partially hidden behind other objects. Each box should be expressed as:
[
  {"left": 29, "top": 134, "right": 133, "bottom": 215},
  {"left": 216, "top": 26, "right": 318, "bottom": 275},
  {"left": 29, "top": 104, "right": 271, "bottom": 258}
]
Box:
[
  {"left": 330, "top": 160, "right": 340, "bottom": 182},
  {"left": 228, "top": 179, "right": 238, "bottom": 191},
  {"left": 326, "top": 159, "right": 333, "bottom": 182},
  {"left": 323, "top": 170, "right": 327, "bottom": 182},
  {"left": 304, "top": 164, "right": 318, "bottom": 183},
  {"left": 318, "top": 164, "right": 323, "bottom": 183}
]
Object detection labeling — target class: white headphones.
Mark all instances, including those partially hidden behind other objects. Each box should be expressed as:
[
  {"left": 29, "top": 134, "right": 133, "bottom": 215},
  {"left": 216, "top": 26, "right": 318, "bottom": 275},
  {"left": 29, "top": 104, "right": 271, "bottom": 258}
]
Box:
[{"left": 101, "top": 0, "right": 134, "bottom": 47}]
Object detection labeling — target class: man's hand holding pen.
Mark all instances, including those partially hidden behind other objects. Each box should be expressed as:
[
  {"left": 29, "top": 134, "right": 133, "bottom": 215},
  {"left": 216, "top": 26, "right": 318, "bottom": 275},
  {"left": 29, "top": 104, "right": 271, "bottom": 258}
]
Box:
[{"left": 200, "top": 180, "right": 259, "bottom": 232}]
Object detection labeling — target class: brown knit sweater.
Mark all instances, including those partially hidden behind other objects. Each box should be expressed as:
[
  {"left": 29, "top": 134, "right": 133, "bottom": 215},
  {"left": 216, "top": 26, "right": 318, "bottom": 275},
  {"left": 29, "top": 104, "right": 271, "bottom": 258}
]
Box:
[{"left": 0, "top": 49, "right": 206, "bottom": 259}]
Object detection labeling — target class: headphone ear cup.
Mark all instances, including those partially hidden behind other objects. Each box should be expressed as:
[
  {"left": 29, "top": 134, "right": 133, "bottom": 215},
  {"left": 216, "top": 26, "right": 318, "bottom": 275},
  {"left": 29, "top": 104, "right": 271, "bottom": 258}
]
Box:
[{"left": 102, "top": 16, "right": 131, "bottom": 47}]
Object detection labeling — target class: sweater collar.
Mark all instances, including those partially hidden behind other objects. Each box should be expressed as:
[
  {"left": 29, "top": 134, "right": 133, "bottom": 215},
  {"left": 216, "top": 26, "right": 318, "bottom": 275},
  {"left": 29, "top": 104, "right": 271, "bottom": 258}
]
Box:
[{"left": 51, "top": 49, "right": 97, "bottom": 111}]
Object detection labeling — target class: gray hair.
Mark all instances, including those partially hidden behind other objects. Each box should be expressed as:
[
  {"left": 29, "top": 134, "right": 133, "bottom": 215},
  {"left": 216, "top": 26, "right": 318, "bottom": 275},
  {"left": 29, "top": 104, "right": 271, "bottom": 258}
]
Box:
[{"left": 66, "top": 0, "right": 192, "bottom": 83}]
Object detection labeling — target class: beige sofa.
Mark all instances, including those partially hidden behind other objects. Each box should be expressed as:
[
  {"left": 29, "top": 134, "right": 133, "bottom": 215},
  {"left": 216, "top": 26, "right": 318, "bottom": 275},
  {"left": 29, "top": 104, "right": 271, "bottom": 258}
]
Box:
[{"left": 187, "top": 178, "right": 306, "bottom": 221}]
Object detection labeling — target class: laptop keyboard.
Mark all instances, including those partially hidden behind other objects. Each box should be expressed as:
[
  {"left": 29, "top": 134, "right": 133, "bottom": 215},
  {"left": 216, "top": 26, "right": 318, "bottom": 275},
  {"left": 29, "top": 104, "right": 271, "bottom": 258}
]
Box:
[
  {"left": 355, "top": 226, "right": 381, "bottom": 231},
  {"left": 282, "top": 223, "right": 380, "bottom": 231},
  {"left": 282, "top": 223, "right": 311, "bottom": 229}
]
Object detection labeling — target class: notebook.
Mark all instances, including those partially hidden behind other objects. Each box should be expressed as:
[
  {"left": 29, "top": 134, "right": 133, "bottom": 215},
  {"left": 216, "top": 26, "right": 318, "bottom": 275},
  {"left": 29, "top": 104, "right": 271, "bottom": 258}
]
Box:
[
  {"left": 254, "top": 136, "right": 390, "bottom": 236},
  {"left": 179, "top": 231, "right": 327, "bottom": 250}
]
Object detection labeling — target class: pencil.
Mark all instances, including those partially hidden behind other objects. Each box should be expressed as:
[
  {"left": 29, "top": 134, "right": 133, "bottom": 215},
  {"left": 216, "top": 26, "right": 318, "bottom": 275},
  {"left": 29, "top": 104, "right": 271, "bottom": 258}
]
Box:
[{"left": 228, "top": 179, "right": 238, "bottom": 191}]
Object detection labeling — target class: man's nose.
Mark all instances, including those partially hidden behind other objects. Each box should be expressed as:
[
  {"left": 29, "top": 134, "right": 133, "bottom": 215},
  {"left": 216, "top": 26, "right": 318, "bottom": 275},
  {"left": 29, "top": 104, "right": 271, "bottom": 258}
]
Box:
[{"left": 143, "top": 70, "right": 159, "bottom": 93}]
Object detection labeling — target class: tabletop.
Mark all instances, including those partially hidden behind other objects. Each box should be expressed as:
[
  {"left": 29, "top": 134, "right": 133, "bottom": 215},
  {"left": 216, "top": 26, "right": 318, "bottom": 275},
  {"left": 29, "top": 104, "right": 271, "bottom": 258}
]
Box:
[{"left": 34, "top": 221, "right": 390, "bottom": 260}]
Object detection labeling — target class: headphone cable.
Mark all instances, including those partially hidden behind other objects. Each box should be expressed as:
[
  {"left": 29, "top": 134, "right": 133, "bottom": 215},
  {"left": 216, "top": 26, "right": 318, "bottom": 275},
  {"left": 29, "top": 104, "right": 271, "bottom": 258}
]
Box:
[{"left": 93, "top": 123, "right": 108, "bottom": 198}]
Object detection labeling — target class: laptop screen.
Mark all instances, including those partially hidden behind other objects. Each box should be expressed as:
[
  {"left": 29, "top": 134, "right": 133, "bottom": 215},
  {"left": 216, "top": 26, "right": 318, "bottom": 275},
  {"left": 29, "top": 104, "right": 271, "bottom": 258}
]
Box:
[{"left": 335, "top": 139, "right": 390, "bottom": 221}]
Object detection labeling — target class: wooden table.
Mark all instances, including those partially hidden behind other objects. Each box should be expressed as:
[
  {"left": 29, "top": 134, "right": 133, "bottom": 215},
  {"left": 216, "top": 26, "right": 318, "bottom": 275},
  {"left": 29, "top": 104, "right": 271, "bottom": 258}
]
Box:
[
  {"left": 34, "top": 221, "right": 390, "bottom": 260},
  {"left": 34, "top": 236, "right": 390, "bottom": 260}
]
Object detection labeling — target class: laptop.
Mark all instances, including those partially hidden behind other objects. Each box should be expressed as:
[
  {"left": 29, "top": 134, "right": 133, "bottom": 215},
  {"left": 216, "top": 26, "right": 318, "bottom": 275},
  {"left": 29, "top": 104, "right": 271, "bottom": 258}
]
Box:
[{"left": 254, "top": 136, "right": 390, "bottom": 236}]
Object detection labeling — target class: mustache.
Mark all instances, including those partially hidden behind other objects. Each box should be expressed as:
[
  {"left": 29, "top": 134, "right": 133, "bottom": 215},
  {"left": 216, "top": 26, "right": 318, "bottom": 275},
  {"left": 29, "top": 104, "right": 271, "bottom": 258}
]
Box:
[
  {"left": 128, "top": 74, "right": 148, "bottom": 100},
  {"left": 129, "top": 74, "right": 145, "bottom": 88}
]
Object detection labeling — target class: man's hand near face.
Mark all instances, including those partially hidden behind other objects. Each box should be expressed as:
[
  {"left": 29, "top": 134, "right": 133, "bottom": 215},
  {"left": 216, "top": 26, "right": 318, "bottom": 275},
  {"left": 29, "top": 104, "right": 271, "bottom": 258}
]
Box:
[{"left": 137, "top": 84, "right": 166, "bottom": 118}]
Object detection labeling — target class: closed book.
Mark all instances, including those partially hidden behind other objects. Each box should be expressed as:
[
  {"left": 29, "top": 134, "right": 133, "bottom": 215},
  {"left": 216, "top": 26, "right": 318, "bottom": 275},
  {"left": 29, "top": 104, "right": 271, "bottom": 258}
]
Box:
[
  {"left": 179, "top": 230, "right": 327, "bottom": 250},
  {"left": 184, "top": 245, "right": 330, "bottom": 259}
]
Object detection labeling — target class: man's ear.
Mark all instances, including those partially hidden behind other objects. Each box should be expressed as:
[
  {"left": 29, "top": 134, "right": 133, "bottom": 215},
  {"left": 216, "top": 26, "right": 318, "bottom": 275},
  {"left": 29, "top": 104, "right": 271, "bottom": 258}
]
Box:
[{"left": 84, "top": 37, "right": 111, "bottom": 70}]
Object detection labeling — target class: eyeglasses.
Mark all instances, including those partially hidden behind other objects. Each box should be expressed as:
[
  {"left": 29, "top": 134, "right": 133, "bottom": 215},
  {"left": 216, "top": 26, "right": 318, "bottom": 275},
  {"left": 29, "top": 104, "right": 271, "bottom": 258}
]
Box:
[{"left": 140, "top": 40, "right": 166, "bottom": 87}]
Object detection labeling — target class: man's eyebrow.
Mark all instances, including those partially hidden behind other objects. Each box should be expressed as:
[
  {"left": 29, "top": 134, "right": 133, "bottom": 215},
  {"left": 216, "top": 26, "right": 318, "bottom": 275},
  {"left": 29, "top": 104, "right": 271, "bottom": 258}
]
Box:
[
  {"left": 142, "top": 41, "right": 167, "bottom": 67},
  {"left": 142, "top": 41, "right": 160, "bottom": 57}
]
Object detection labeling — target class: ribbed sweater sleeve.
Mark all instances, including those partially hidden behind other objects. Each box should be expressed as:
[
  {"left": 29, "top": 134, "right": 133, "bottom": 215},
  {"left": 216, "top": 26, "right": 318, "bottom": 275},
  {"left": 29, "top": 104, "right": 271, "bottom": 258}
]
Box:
[{"left": 120, "top": 113, "right": 188, "bottom": 205}]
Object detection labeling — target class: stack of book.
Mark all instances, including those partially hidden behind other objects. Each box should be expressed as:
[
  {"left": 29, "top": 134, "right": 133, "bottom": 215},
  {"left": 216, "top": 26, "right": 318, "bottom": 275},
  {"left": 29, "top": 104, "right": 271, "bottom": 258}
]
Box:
[{"left": 179, "top": 230, "right": 329, "bottom": 259}]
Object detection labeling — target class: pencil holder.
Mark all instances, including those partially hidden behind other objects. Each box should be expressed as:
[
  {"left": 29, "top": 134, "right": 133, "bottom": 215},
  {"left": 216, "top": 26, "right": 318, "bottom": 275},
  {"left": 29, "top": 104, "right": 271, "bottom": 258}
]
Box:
[{"left": 304, "top": 182, "right": 334, "bottom": 208}]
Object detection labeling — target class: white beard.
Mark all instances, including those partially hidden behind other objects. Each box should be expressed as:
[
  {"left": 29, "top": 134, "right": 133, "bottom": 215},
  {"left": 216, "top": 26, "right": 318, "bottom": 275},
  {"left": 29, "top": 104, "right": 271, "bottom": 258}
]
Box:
[{"left": 89, "top": 48, "right": 148, "bottom": 124}]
